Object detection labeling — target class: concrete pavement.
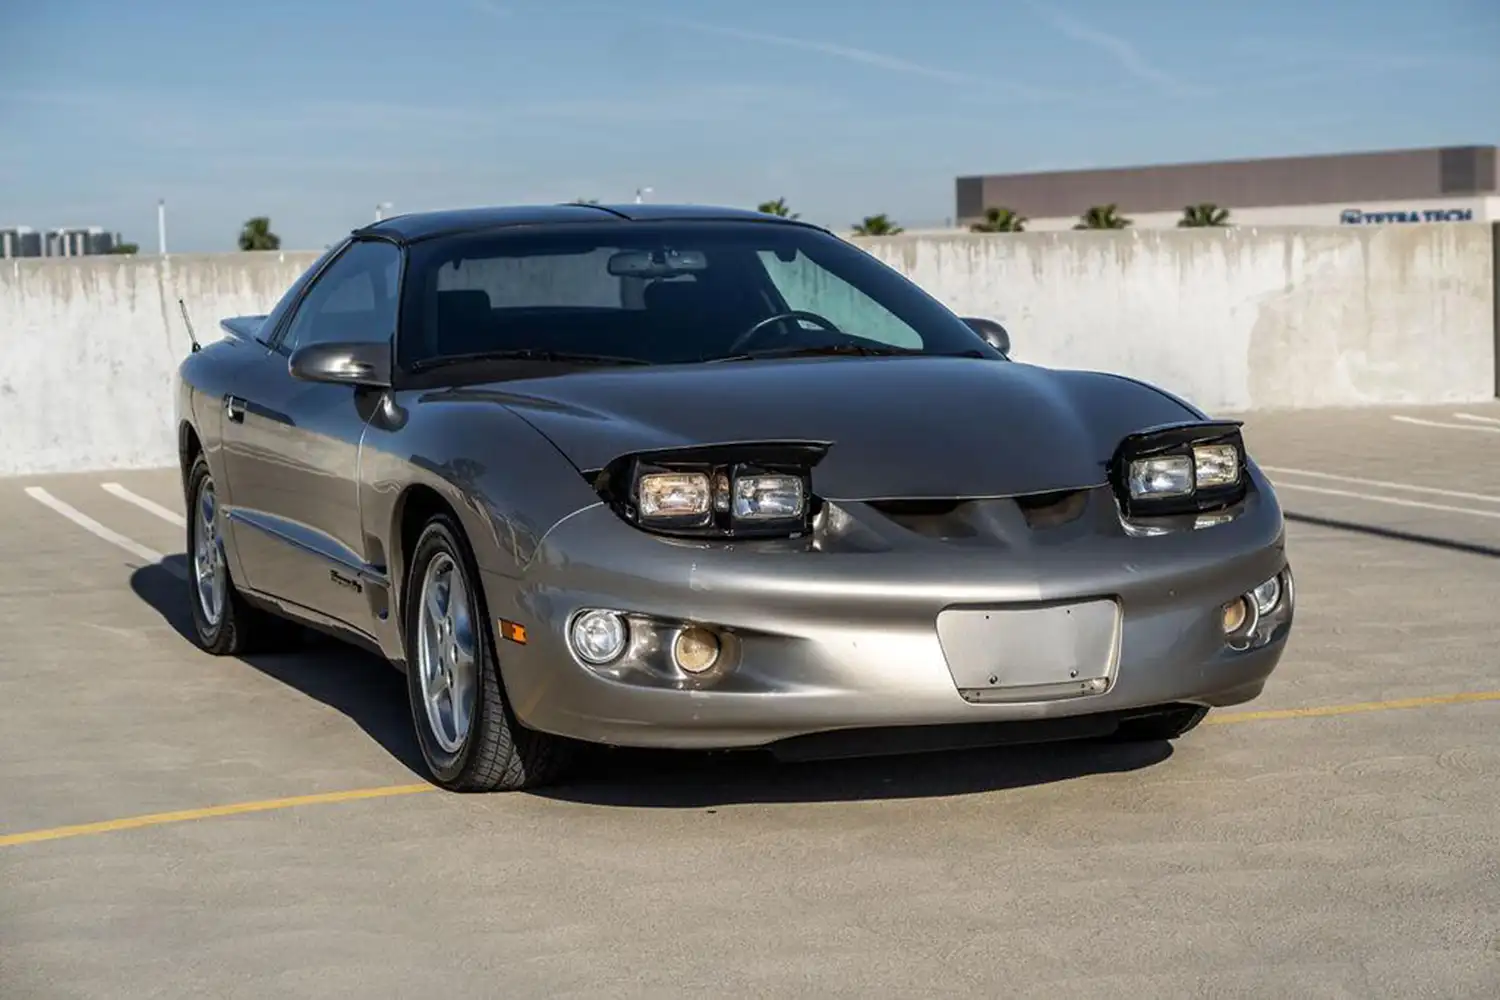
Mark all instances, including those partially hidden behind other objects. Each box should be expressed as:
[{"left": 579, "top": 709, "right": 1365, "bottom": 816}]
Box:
[{"left": 3, "top": 402, "right": 1499, "bottom": 998}]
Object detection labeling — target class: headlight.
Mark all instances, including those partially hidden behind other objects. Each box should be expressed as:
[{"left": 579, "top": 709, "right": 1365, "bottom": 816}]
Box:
[
  {"left": 1109, "top": 420, "right": 1249, "bottom": 519},
  {"left": 639, "top": 472, "right": 712, "bottom": 521},
  {"left": 1128, "top": 455, "right": 1193, "bottom": 499},
  {"left": 733, "top": 474, "right": 805, "bottom": 519},
  {"left": 601, "top": 443, "right": 826, "bottom": 539},
  {"left": 1193, "top": 444, "right": 1240, "bottom": 489}
]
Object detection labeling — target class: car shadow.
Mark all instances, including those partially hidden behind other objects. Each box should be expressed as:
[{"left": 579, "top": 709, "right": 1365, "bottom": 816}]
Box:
[
  {"left": 130, "top": 553, "right": 1174, "bottom": 806},
  {"left": 130, "top": 555, "right": 430, "bottom": 779},
  {"left": 535, "top": 738, "right": 1173, "bottom": 809},
  {"left": 1286, "top": 510, "right": 1500, "bottom": 560}
]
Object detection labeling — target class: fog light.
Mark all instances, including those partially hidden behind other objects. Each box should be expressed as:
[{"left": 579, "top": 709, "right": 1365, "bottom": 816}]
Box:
[
  {"left": 1221, "top": 596, "right": 1251, "bottom": 635},
  {"left": 672, "top": 626, "right": 721, "bottom": 674},
  {"left": 570, "top": 609, "right": 628, "bottom": 664},
  {"left": 1251, "top": 575, "right": 1282, "bottom": 615}
]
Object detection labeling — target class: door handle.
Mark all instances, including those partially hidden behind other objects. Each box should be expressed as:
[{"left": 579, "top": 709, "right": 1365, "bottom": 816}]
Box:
[{"left": 224, "top": 395, "right": 245, "bottom": 423}]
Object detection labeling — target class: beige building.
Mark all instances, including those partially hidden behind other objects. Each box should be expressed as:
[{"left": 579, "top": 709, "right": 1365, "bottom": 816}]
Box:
[{"left": 955, "top": 145, "right": 1499, "bottom": 231}]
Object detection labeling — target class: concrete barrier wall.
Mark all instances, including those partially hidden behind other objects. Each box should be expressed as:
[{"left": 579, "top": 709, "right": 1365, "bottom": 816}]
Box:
[
  {"left": 856, "top": 224, "right": 1496, "bottom": 414},
  {"left": 2, "top": 252, "right": 320, "bottom": 476},
  {"left": 1, "top": 226, "right": 1494, "bottom": 477}
]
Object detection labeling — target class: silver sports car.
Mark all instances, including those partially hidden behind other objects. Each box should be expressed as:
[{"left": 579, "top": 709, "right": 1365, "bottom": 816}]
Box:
[{"left": 174, "top": 203, "right": 1294, "bottom": 792}]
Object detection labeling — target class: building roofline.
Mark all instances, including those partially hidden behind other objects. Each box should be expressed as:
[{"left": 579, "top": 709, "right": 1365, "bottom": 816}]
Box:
[{"left": 957, "top": 144, "right": 1499, "bottom": 183}]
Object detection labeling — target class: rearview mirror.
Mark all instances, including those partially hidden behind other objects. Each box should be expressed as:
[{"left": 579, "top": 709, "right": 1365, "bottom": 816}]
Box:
[
  {"left": 289, "top": 341, "right": 392, "bottom": 388},
  {"left": 960, "top": 316, "right": 1011, "bottom": 355},
  {"left": 607, "top": 248, "right": 708, "bottom": 278}
]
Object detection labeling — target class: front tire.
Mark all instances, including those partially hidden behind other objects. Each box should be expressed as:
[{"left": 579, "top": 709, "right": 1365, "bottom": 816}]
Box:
[
  {"left": 185, "top": 454, "right": 300, "bottom": 655},
  {"left": 402, "top": 511, "right": 571, "bottom": 792}
]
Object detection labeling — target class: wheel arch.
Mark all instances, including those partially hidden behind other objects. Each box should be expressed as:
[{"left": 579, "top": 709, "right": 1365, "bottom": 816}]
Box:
[
  {"left": 367, "top": 397, "right": 605, "bottom": 667},
  {"left": 390, "top": 483, "right": 460, "bottom": 650},
  {"left": 387, "top": 481, "right": 523, "bottom": 655},
  {"left": 179, "top": 420, "right": 203, "bottom": 494}
]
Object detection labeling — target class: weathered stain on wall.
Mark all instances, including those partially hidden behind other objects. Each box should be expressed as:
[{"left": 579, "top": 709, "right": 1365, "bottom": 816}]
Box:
[{"left": 1, "top": 226, "right": 1494, "bottom": 477}]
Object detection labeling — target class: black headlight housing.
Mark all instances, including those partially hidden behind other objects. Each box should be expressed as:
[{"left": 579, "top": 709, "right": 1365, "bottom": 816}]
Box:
[
  {"left": 1107, "top": 420, "right": 1249, "bottom": 519},
  {"left": 591, "top": 442, "right": 829, "bottom": 539}
]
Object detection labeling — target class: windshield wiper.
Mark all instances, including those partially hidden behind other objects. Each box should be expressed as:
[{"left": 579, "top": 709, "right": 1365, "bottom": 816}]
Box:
[
  {"left": 410, "top": 349, "right": 650, "bottom": 371},
  {"left": 707, "top": 344, "right": 987, "bottom": 363}
]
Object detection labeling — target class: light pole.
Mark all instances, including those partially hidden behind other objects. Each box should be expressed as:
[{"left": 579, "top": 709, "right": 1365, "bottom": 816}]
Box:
[
  {"left": 157, "top": 199, "right": 167, "bottom": 255},
  {"left": 634, "top": 186, "right": 653, "bottom": 204},
  {"left": 375, "top": 202, "right": 393, "bottom": 221}
]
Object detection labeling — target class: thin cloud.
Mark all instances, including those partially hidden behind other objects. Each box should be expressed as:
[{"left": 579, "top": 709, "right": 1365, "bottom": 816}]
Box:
[
  {"left": 1026, "top": 2, "right": 1207, "bottom": 98},
  {"left": 2, "top": 85, "right": 829, "bottom": 148},
  {"left": 1194, "top": 35, "right": 1500, "bottom": 97},
  {"left": 1230, "top": 35, "right": 1494, "bottom": 78},
  {"left": 466, "top": 4, "right": 1091, "bottom": 104},
  {"left": 640, "top": 15, "right": 1075, "bottom": 103}
]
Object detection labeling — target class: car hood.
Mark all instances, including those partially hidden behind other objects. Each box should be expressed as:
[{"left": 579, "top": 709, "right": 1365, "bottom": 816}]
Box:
[{"left": 458, "top": 357, "right": 1202, "bottom": 501}]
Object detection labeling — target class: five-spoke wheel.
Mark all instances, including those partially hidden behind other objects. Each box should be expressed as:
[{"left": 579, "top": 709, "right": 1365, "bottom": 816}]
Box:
[
  {"left": 193, "top": 478, "right": 227, "bottom": 629},
  {"left": 415, "top": 552, "right": 479, "bottom": 753},
  {"left": 184, "top": 453, "right": 298, "bottom": 656},
  {"left": 402, "top": 510, "right": 571, "bottom": 791}
]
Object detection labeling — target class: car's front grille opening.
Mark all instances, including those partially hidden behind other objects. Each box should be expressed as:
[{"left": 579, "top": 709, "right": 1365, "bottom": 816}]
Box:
[
  {"left": 865, "top": 498, "right": 979, "bottom": 540},
  {"left": 1014, "top": 488, "right": 1090, "bottom": 529},
  {"left": 866, "top": 489, "right": 1092, "bottom": 541}
]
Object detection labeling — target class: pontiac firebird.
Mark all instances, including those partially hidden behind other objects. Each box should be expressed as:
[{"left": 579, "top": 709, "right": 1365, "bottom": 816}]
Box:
[{"left": 173, "top": 203, "right": 1294, "bottom": 792}]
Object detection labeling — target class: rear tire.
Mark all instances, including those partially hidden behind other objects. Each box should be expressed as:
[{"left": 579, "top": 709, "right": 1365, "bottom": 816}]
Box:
[
  {"left": 1104, "top": 705, "right": 1210, "bottom": 743},
  {"left": 185, "top": 453, "right": 301, "bottom": 656},
  {"left": 402, "top": 511, "right": 572, "bottom": 792}
]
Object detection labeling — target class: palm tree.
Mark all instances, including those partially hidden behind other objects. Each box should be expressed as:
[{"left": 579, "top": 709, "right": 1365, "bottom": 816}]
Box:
[
  {"left": 969, "top": 206, "right": 1027, "bottom": 233},
  {"left": 1073, "top": 204, "right": 1131, "bottom": 230},
  {"left": 1178, "top": 203, "right": 1231, "bottom": 227},
  {"left": 238, "top": 217, "right": 281, "bottom": 251},
  {"left": 852, "top": 214, "right": 903, "bottom": 236},
  {"left": 757, "top": 197, "right": 799, "bottom": 219}
]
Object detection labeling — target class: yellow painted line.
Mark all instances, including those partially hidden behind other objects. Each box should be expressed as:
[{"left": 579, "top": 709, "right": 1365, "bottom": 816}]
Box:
[
  {"left": 1206, "top": 689, "right": 1500, "bottom": 725},
  {"left": 0, "top": 783, "right": 435, "bottom": 849},
  {"left": 5, "top": 690, "right": 1500, "bottom": 850}
]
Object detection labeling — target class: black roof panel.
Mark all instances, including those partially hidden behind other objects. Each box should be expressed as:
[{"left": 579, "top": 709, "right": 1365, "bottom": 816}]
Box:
[{"left": 354, "top": 203, "right": 820, "bottom": 243}]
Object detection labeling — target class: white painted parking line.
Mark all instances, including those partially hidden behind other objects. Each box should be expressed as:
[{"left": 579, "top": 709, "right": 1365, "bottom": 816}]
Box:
[
  {"left": 23, "top": 487, "right": 188, "bottom": 580},
  {"left": 1273, "top": 481, "right": 1500, "bottom": 520},
  {"left": 1391, "top": 415, "right": 1500, "bottom": 434},
  {"left": 1261, "top": 467, "right": 1500, "bottom": 504},
  {"left": 1452, "top": 412, "right": 1500, "bottom": 427},
  {"left": 102, "top": 482, "right": 186, "bottom": 528}
]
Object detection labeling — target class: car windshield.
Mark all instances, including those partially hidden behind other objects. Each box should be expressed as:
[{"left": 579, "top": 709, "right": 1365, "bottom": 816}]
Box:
[{"left": 395, "top": 220, "right": 999, "bottom": 374}]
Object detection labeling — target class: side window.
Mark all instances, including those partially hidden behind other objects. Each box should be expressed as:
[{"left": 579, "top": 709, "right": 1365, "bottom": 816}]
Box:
[
  {"left": 281, "top": 240, "right": 402, "bottom": 352},
  {"left": 756, "top": 250, "right": 921, "bottom": 348}
]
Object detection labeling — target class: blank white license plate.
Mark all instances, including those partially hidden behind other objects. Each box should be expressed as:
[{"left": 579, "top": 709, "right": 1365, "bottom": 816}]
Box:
[{"left": 936, "top": 600, "right": 1121, "bottom": 696}]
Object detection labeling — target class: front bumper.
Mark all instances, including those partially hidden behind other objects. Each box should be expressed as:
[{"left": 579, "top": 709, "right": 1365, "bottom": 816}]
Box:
[{"left": 481, "top": 476, "right": 1294, "bottom": 751}]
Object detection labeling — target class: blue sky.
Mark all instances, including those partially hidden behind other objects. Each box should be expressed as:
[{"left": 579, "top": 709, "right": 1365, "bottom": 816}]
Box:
[{"left": 2, "top": 0, "right": 1496, "bottom": 252}]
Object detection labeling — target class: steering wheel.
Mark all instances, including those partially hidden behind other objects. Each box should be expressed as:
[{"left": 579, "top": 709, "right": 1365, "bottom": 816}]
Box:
[{"left": 726, "top": 310, "right": 842, "bottom": 355}]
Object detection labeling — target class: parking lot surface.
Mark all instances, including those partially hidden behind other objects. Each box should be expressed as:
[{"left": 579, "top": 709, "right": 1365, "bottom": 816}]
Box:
[{"left": 3, "top": 401, "right": 1499, "bottom": 998}]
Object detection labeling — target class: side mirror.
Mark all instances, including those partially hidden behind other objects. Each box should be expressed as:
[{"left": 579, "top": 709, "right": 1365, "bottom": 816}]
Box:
[
  {"left": 289, "top": 341, "right": 392, "bottom": 388},
  {"left": 960, "top": 316, "right": 1010, "bottom": 355}
]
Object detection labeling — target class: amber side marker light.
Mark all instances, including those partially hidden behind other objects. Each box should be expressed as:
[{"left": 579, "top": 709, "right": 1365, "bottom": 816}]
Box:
[{"left": 498, "top": 619, "right": 528, "bottom": 644}]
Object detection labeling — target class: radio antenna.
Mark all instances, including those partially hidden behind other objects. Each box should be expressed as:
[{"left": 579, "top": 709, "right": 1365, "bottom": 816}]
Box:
[{"left": 178, "top": 297, "right": 201, "bottom": 353}]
